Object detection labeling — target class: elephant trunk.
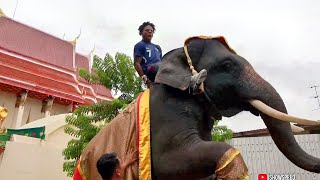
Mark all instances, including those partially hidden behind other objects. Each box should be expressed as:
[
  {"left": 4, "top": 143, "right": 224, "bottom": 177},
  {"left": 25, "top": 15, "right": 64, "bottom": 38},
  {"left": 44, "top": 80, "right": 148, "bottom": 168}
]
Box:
[{"left": 242, "top": 66, "right": 320, "bottom": 173}]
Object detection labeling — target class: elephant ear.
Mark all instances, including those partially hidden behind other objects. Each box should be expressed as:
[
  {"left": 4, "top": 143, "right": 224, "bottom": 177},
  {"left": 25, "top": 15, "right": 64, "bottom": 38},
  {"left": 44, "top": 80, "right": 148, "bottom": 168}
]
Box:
[
  {"left": 154, "top": 38, "right": 206, "bottom": 91},
  {"left": 155, "top": 36, "right": 236, "bottom": 91}
]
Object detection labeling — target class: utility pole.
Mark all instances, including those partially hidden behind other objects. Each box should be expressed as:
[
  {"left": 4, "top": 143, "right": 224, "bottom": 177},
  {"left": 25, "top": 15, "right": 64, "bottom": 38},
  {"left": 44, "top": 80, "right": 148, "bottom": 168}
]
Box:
[{"left": 309, "top": 85, "right": 320, "bottom": 111}]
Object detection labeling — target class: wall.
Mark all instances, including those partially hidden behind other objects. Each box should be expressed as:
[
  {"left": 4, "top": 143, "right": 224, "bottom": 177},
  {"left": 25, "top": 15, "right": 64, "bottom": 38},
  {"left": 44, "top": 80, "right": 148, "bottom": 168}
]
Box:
[
  {"left": 0, "top": 141, "right": 69, "bottom": 180},
  {"left": 228, "top": 134, "right": 320, "bottom": 179},
  {"left": 51, "top": 103, "right": 69, "bottom": 116},
  {"left": 21, "top": 97, "right": 43, "bottom": 125},
  {"left": 0, "top": 119, "right": 74, "bottom": 180},
  {"left": 46, "top": 126, "right": 74, "bottom": 149},
  {"left": 0, "top": 90, "right": 69, "bottom": 128}
]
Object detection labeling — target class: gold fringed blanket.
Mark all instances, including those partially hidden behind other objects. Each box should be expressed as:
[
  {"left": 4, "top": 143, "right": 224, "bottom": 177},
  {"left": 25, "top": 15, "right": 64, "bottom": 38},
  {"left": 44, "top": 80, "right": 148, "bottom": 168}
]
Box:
[
  {"left": 215, "top": 147, "right": 249, "bottom": 180},
  {"left": 73, "top": 89, "right": 152, "bottom": 180}
]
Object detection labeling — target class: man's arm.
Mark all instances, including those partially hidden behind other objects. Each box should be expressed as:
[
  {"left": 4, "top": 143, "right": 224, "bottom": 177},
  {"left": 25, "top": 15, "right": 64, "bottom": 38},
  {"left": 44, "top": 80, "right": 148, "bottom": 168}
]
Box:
[
  {"left": 120, "top": 150, "right": 138, "bottom": 176},
  {"left": 133, "top": 43, "right": 151, "bottom": 86},
  {"left": 133, "top": 43, "right": 146, "bottom": 78},
  {"left": 134, "top": 57, "right": 149, "bottom": 85},
  {"left": 134, "top": 57, "right": 145, "bottom": 77}
]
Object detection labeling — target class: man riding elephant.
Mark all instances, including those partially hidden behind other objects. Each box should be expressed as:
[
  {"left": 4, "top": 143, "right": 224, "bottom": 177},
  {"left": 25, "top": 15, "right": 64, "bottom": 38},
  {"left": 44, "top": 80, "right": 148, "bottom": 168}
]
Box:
[
  {"left": 74, "top": 36, "right": 320, "bottom": 180},
  {"left": 133, "top": 21, "right": 206, "bottom": 93}
]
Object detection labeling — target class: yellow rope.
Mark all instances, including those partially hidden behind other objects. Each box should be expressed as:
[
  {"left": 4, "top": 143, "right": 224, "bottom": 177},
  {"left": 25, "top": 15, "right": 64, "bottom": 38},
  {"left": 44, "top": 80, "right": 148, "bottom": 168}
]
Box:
[
  {"left": 183, "top": 36, "right": 236, "bottom": 95},
  {"left": 183, "top": 36, "right": 216, "bottom": 94},
  {"left": 183, "top": 44, "right": 198, "bottom": 76}
]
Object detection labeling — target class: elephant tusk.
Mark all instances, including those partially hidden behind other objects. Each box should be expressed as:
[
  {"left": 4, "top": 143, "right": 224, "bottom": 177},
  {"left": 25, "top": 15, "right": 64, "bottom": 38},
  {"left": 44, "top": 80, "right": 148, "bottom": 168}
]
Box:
[
  {"left": 291, "top": 124, "right": 305, "bottom": 132},
  {"left": 249, "top": 99, "right": 320, "bottom": 126}
]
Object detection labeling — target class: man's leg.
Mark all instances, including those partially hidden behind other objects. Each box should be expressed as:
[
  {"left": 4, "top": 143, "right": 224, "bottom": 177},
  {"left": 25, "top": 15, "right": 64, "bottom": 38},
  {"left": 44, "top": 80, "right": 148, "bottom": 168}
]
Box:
[{"left": 146, "top": 64, "right": 160, "bottom": 82}]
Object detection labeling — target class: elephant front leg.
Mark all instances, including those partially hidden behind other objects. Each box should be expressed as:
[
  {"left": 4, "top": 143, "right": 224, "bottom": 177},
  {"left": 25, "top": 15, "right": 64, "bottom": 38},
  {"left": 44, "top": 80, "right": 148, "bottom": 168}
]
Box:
[{"left": 154, "top": 141, "right": 248, "bottom": 180}]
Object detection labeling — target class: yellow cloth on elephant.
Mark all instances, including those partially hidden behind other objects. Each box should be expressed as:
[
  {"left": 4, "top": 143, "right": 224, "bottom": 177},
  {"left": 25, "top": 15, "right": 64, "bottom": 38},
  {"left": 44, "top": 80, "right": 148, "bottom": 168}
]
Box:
[
  {"left": 73, "top": 90, "right": 152, "bottom": 180},
  {"left": 215, "top": 147, "right": 249, "bottom": 180},
  {"left": 137, "top": 89, "right": 152, "bottom": 180}
]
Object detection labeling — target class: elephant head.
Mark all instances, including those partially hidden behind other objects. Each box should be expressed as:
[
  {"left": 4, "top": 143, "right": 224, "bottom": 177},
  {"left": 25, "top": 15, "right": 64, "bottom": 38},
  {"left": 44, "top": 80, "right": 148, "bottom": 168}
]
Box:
[{"left": 150, "top": 36, "right": 320, "bottom": 179}]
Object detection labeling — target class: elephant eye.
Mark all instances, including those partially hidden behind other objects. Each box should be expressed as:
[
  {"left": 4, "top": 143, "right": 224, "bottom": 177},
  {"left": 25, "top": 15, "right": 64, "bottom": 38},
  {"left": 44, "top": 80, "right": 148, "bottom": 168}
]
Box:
[{"left": 221, "top": 61, "right": 233, "bottom": 71}]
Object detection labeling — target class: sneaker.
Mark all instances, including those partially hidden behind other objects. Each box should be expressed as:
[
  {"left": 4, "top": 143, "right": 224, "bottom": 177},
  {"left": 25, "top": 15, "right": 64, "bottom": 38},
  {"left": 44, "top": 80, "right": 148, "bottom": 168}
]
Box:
[{"left": 190, "top": 69, "right": 207, "bottom": 91}]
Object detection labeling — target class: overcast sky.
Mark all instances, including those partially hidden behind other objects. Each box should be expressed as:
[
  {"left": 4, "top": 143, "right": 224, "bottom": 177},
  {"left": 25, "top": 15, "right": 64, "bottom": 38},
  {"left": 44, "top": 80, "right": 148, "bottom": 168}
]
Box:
[{"left": 1, "top": 0, "right": 320, "bottom": 132}]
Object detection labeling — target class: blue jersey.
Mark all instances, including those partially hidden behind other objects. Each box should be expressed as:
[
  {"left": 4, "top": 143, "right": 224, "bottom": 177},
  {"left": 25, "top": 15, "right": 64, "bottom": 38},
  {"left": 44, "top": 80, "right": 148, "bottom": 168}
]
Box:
[{"left": 134, "top": 40, "right": 162, "bottom": 74}]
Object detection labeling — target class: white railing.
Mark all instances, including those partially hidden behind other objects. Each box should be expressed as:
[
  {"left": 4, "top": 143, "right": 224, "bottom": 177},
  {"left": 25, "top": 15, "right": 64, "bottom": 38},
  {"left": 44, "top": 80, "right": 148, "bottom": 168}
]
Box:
[{"left": 227, "top": 134, "right": 320, "bottom": 180}]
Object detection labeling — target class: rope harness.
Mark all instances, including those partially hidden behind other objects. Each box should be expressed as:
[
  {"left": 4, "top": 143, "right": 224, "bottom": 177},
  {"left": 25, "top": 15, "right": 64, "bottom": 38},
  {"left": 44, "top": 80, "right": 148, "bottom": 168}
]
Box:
[
  {"left": 183, "top": 36, "right": 222, "bottom": 119},
  {"left": 183, "top": 36, "right": 248, "bottom": 179}
]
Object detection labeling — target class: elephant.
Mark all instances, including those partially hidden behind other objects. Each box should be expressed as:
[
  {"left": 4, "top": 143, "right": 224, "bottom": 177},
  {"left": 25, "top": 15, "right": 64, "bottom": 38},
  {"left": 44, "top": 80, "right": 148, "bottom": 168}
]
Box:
[
  {"left": 75, "top": 36, "right": 320, "bottom": 180},
  {"left": 148, "top": 36, "right": 320, "bottom": 179}
]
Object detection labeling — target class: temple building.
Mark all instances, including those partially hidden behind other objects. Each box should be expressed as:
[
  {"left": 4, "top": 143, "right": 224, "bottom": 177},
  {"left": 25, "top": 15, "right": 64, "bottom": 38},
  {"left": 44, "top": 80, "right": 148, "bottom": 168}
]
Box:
[
  {"left": 0, "top": 9, "right": 113, "bottom": 130},
  {"left": 0, "top": 9, "right": 114, "bottom": 179}
]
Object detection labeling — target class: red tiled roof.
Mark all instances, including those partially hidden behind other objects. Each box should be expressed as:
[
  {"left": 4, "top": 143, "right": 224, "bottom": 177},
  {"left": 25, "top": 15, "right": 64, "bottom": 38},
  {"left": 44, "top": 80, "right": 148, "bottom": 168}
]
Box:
[
  {"left": 75, "top": 53, "right": 91, "bottom": 84},
  {"left": 0, "top": 52, "right": 75, "bottom": 83},
  {"left": 0, "top": 16, "right": 74, "bottom": 71},
  {"left": 0, "top": 54, "right": 84, "bottom": 103},
  {"left": 0, "top": 51, "right": 114, "bottom": 104},
  {"left": 0, "top": 82, "right": 24, "bottom": 95},
  {"left": 233, "top": 128, "right": 270, "bottom": 138},
  {"left": 0, "top": 16, "right": 113, "bottom": 105},
  {"left": 91, "top": 84, "right": 113, "bottom": 100},
  {"left": 75, "top": 53, "right": 90, "bottom": 71},
  {"left": 74, "top": 53, "right": 113, "bottom": 101}
]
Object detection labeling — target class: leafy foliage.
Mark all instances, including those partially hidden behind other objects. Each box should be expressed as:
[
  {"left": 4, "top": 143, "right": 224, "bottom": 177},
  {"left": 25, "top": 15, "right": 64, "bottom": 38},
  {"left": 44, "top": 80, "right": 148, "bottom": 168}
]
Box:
[
  {"left": 63, "top": 53, "right": 143, "bottom": 177},
  {"left": 211, "top": 120, "right": 234, "bottom": 142}
]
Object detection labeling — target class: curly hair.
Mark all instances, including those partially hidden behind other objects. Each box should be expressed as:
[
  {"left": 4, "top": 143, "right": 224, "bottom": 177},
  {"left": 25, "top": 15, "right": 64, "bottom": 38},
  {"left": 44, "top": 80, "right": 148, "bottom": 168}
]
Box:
[{"left": 138, "top": 21, "right": 156, "bottom": 35}]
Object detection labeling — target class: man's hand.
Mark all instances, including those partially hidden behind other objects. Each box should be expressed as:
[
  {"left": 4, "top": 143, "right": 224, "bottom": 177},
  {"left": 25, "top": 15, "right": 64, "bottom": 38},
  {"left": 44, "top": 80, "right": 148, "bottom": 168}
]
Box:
[
  {"left": 141, "top": 75, "right": 152, "bottom": 88},
  {"left": 141, "top": 75, "right": 148, "bottom": 83},
  {"left": 121, "top": 151, "right": 138, "bottom": 169}
]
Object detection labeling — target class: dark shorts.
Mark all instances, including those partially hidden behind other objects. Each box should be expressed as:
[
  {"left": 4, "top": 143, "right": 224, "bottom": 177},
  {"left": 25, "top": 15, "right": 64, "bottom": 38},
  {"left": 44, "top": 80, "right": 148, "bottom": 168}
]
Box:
[{"left": 145, "top": 64, "right": 160, "bottom": 82}]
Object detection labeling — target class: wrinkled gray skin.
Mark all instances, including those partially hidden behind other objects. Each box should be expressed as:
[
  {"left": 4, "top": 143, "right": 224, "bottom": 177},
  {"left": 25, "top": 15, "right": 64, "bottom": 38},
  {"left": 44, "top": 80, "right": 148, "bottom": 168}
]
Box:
[{"left": 149, "top": 38, "right": 320, "bottom": 180}]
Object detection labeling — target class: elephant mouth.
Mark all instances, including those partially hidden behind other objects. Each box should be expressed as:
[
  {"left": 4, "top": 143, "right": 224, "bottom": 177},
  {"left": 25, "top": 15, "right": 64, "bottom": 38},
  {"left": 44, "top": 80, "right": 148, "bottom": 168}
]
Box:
[{"left": 216, "top": 100, "right": 259, "bottom": 118}]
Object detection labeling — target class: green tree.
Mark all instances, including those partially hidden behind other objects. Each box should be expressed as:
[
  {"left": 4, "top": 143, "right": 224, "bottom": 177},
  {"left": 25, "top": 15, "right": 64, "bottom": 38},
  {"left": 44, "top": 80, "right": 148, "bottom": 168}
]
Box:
[
  {"left": 211, "top": 120, "right": 233, "bottom": 142},
  {"left": 63, "top": 53, "right": 143, "bottom": 177}
]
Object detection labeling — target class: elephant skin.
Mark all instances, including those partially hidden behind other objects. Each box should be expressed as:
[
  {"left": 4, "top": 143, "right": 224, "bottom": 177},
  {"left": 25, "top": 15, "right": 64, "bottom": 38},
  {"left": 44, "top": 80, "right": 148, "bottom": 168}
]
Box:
[{"left": 149, "top": 37, "right": 320, "bottom": 179}]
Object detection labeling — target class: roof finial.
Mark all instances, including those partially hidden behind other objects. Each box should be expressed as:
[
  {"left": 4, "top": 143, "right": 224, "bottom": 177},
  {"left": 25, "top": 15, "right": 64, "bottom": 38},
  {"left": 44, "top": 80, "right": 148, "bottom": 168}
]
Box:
[
  {"left": 90, "top": 43, "right": 95, "bottom": 54},
  {"left": 70, "top": 28, "right": 81, "bottom": 45},
  {"left": 0, "top": 8, "right": 6, "bottom": 17},
  {"left": 13, "top": 0, "right": 19, "bottom": 18}
]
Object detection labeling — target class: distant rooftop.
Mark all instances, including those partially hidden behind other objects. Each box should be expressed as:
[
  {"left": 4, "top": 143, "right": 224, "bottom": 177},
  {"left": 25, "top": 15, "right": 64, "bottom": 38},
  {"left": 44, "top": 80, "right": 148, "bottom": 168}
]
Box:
[{"left": 233, "top": 124, "right": 320, "bottom": 138}]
